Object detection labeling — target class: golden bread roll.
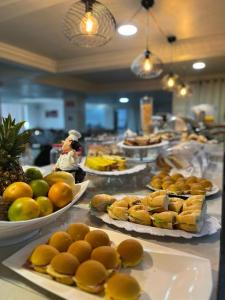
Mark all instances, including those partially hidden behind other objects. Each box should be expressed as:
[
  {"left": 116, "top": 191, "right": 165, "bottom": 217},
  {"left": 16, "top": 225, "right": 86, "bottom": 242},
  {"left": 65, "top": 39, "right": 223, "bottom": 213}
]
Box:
[
  {"left": 168, "top": 198, "right": 184, "bottom": 213},
  {"left": 117, "top": 239, "right": 143, "bottom": 267}
]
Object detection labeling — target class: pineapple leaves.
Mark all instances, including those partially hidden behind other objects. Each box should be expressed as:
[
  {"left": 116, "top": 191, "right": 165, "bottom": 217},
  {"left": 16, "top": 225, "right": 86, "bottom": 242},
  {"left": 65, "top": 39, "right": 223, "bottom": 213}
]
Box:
[{"left": 0, "top": 115, "right": 32, "bottom": 166}]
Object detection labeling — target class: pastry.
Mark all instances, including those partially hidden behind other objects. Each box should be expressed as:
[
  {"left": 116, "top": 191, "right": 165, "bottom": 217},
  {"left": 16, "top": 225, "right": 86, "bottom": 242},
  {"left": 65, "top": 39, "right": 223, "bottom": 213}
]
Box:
[
  {"left": 67, "top": 223, "right": 90, "bottom": 242},
  {"left": 48, "top": 231, "right": 72, "bottom": 252},
  {"left": 67, "top": 240, "right": 92, "bottom": 263},
  {"left": 176, "top": 210, "right": 204, "bottom": 233},
  {"left": 143, "top": 192, "right": 168, "bottom": 212},
  {"left": 105, "top": 273, "right": 141, "bottom": 300},
  {"left": 117, "top": 239, "right": 143, "bottom": 267},
  {"left": 122, "top": 195, "right": 142, "bottom": 207},
  {"left": 150, "top": 178, "right": 162, "bottom": 189},
  {"left": 152, "top": 211, "right": 177, "bottom": 229},
  {"left": 74, "top": 260, "right": 107, "bottom": 293},
  {"left": 47, "top": 252, "right": 80, "bottom": 285},
  {"left": 168, "top": 198, "right": 184, "bottom": 213},
  {"left": 29, "top": 244, "right": 59, "bottom": 273},
  {"left": 108, "top": 205, "right": 129, "bottom": 221},
  {"left": 91, "top": 246, "right": 121, "bottom": 271},
  {"left": 182, "top": 195, "right": 205, "bottom": 212},
  {"left": 128, "top": 205, "right": 151, "bottom": 225},
  {"left": 90, "top": 194, "right": 116, "bottom": 212},
  {"left": 84, "top": 230, "right": 110, "bottom": 249}
]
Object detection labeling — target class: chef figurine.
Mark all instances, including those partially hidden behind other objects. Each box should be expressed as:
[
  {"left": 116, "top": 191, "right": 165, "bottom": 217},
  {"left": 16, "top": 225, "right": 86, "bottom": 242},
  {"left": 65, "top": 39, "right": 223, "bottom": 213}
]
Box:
[{"left": 55, "top": 130, "right": 86, "bottom": 183}]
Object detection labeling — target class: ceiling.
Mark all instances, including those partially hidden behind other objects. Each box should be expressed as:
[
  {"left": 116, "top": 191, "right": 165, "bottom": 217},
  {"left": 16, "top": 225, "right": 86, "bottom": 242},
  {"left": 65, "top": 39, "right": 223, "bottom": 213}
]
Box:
[{"left": 0, "top": 0, "right": 224, "bottom": 94}]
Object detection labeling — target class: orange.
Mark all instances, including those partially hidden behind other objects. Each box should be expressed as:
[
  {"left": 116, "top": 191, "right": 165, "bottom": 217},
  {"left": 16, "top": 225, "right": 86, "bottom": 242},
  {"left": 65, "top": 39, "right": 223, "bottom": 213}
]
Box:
[
  {"left": 8, "top": 197, "right": 40, "bottom": 221},
  {"left": 3, "top": 182, "right": 33, "bottom": 203},
  {"left": 48, "top": 182, "right": 73, "bottom": 208},
  {"left": 30, "top": 179, "right": 49, "bottom": 197},
  {"left": 36, "top": 196, "right": 54, "bottom": 217}
]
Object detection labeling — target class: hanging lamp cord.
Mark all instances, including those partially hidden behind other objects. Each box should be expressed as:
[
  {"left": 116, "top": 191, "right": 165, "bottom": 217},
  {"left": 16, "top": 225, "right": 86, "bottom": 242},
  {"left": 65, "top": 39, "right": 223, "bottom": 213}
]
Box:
[{"left": 149, "top": 10, "right": 167, "bottom": 39}]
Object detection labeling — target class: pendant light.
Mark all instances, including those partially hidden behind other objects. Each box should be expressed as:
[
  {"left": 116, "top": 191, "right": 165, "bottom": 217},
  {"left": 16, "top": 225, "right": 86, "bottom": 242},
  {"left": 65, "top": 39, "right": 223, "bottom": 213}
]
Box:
[
  {"left": 177, "top": 83, "right": 192, "bottom": 98},
  {"left": 131, "top": 0, "right": 163, "bottom": 79},
  {"left": 63, "top": 0, "right": 116, "bottom": 48},
  {"left": 162, "top": 36, "right": 179, "bottom": 91}
]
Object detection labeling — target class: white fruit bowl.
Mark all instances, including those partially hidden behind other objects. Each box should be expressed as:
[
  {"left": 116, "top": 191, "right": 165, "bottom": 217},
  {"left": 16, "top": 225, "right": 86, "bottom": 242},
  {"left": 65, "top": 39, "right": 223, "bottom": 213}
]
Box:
[{"left": 0, "top": 180, "right": 89, "bottom": 245}]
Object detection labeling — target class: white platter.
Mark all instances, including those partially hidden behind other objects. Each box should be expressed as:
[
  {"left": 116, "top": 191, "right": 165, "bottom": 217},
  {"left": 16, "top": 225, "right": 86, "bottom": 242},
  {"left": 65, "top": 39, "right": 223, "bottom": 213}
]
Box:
[
  {"left": 3, "top": 226, "right": 212, "bottom": 300},
  {"left": 91, "top": 194, "right": 221, "bottom": 239},
  {"left": 146, "top": 183, "right": 220, "bottom": 198},
  {"left": 80, "top": 159, "right": 146, "bottom": 176},
  {"left": 0, "top": 180, "right": 89, "bottom": 244},
  {"left": 117, "top": 140, "right": 169, "bottom": 150}
]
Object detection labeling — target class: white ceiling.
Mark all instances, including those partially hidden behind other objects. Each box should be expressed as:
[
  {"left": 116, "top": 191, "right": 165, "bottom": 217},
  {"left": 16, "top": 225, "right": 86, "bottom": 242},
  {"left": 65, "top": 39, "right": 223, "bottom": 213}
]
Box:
[{"left": 0, "top": 0, "right": 224, "bottom": 93}]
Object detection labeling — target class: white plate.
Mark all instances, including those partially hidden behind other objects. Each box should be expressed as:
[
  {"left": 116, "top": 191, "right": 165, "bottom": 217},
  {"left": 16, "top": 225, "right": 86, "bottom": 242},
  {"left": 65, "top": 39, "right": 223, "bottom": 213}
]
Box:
[
  {"left": 3, "top": 226, "right": 212, "bottom": 300},
  {"left": 0, "top": 180, "right": 89, "bottom": 243},
  {"left": 146, "top": 184, "right": 220, "bottom": 198},
  {"left": 118, "top": 140, "right": 169, "bottom": 149},
  {"left": 91, "top": 194, "right": 221, "bottom": 239},
  {"left": 80, "top": 159, "right": 146, "bottom": 176}
]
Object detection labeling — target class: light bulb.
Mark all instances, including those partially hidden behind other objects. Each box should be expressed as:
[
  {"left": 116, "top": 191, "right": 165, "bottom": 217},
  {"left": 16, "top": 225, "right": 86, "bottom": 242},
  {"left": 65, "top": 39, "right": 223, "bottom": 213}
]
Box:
[
  {"left": 167, "top": 77, "right": 175, "bottom": 88},
  {"left": 80, "top": 11, "right": 99, "bottom": 35},
  {"left": 143, "top": 58, "right": 153, "bottom": 72},
  {"left": 180, "top": 86, "right": 187, "bottom": 96}
]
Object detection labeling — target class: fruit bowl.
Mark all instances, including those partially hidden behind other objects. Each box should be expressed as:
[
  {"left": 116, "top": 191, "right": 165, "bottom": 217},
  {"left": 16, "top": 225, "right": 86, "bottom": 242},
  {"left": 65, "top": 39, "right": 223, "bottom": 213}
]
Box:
[{"left": 0, "top": 180, "right": 89, "bottom": 245}]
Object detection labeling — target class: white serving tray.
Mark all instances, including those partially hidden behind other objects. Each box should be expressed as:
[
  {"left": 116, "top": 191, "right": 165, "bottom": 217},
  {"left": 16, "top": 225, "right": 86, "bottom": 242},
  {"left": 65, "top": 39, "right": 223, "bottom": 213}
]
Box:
[
  {"left": 91, "top": 194, "right": 221, "bottom": 239},
  {"left": 80, "top": 159, "right": 146, "bottom": 176},
  {"left": 3, "top": 226, "right": 212, "bottom": 300},
  {"left": 146, "top": 183, "right": 220, "bottom": 198},
  {"left": 118, "top": 140, "right": 169, "bottom": 149}
]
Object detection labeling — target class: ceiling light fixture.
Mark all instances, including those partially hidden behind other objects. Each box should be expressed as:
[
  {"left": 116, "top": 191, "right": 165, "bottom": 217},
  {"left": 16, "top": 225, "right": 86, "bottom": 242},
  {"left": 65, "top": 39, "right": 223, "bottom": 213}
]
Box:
[
  {"left": 63, "top": 0, "right": 116, "bottom": 48},
  {"left": 192, "top": 61, "right": 206, "bottom": 70},
  {"left": 117, "top": 24, "right": 138, "bottom": 36},
  {"left": 119, "top": 97, "right": 129, "bottom": 103},
  {"left": 162, "top": 36, "right": 179, "bottom": 91},
  {"left": 131, "top": 0, "right": 163, "bottom": 79},
  {"left": 177, "top": 83, "right": 192, "bottom": 98}
]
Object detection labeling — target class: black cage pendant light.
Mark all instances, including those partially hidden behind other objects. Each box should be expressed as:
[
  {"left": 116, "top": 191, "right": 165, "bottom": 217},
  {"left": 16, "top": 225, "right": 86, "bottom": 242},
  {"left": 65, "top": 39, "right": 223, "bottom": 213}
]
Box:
[
  {"left": 162, "top": 36, "right": 179, "bottom": 91},
  {"left": 131, "top": 0, "right": 163, "bottom": 79},
  {"left": 63, "top": 0, "right": 116, "bottom": 48}
]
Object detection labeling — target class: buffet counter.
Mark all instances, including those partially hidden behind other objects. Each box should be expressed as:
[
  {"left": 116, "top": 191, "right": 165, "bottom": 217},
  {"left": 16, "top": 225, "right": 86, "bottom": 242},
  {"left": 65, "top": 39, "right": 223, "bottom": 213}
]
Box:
[{"left": 0, "top": 145, "right": 223, "bottom": 300}]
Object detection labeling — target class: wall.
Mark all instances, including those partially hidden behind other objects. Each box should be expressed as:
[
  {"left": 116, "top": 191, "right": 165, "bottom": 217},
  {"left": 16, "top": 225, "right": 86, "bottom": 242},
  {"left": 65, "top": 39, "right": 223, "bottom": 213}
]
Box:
[{"left": 85, "top": 90, "right": 172, "bottom": 132}]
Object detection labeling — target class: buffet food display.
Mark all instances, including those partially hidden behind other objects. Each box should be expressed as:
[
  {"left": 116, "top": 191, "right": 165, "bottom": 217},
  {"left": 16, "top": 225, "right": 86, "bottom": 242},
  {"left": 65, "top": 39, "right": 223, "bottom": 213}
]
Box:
[
  {"left": 148, "top": 171, "right": 217, "bottom": 197},
  {"left": 90, "top": 192, "right": 206, "bottom": 233},
  {"left": 0, "top": 115, "right": 221, "bottom": 300},
  {"left": 25, "top": 223, "right": 143, "bottom": 297}
]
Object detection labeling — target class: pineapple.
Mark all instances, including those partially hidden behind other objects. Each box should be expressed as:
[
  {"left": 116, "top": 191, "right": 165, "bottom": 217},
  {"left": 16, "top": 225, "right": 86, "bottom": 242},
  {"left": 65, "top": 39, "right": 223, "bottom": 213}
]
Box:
[{"left": 0, "top": 115, "right": 31, "bottom": 220}]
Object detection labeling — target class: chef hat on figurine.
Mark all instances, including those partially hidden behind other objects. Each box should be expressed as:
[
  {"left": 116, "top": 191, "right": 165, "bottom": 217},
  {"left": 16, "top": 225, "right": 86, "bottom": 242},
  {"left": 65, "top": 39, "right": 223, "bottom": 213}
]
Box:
[{"left": 68, "top": 130, "right": 81, "bottom": 141}]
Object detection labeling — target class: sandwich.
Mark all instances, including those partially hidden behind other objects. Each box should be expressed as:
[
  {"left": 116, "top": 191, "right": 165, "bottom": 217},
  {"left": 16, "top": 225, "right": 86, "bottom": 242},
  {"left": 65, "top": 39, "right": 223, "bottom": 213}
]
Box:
[
  {"left": 168, "top": 198, "right": 184, "bottom": 213},
  {"left": 66, "top": 223, "right": 90, "bottom": 241},
  {"left": 128, "top": 205, "right": 151, "bottom": 225},
  {"left": 105, "top": 273, "right": 141, "bottom": 300},
  {"left": 182, "top": 195, "right": 206, "bottom": 212},
  {"left": 84, "top": 229, "right": 110, "bottom": 249},
  {"left": 122, "top": 195, "right": 142, "bottom": 207},
  {"left": 67, "top": 240, "right": 92, "bottom": 263},
  {"left": 108, "top": 205, "right": 129, "bottom": 221},
  {"left": 176, "top": 210, "right": 204, "bottom": 233},
  {"left": 91, "top": 246, "right": 121, "bottom": 272},
  {"left": 48, "top": 231, "right": 72, "bottom": 252},
  {"left": 90, "top": 194, "right": 116, "bottom": 212},
  {"left": 47, "top": 252, "right": 80, "bottom": 285},
  {"left": 152, "top": 211, "right": 177, "bottom": 229},
  {"left": 74, "top": 260, "right": 107, "bottom": 293},
  {"left": 142, "top": 192, "right": 169, "bottom": 213},
  {"left": 117, "top": 239, "right": 143, "bottom": 267},
  {"left": 29, "top": 244, "right": 59, "bottom": 273}
]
